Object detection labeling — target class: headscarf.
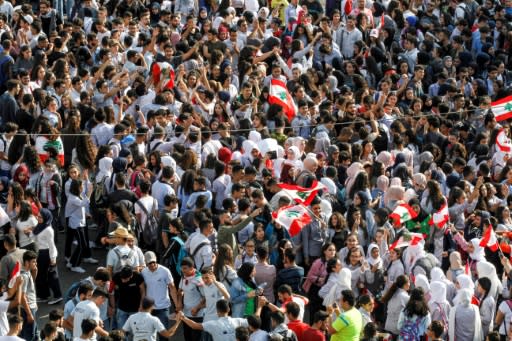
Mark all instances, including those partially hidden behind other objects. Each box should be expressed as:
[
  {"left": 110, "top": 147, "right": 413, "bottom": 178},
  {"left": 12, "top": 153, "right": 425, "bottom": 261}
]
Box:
[
  {"left": 376, "top": 175, "right": 389, "bottom": 192},
  {"left": 376, "top": 151, "right": 394, "bottom": 169},
  {"left": 430, "top": 281, "right": 448, "bottom": 304},
  {"left": 242, "top": 140, "right": 258, "bottom": 161},
  {"left": 248, "top": 130, "right": 261, "bottom": 143},
  {"left": 476, "top": 261, "right": 502, "bottom": 299},
  {"left": 112, "top": 157, "right": 128, "bottom": 173},
  {"left": 366, "top": 243, "right": 382, "bottom": 269},
  {"left": 345, "top": 162, "right": 364, "bottom": 195},
  {"left": 339, "top": 268, "right": 352, "bottom": 290},
  {"left": 456, "top": 274, "right": 475, "bottom": 291},
  {"left": 469, "top": 238, "right": 486, "bottom": 261},
  {"left": 415, "top": 274, "right": 431, "bottom": 297},
  {"left": 449, "top": 288, "right": 483, "bottom": 341},
  {"left": 96, "top": 157, "right": 113, "bottom": 183},
  {"left": 284, "top": 146, "right": 302, "bottom": 168},
  {"left": 449, "top": 251, "right": 463, "bottom": 270},
  {"left": 404, "top": 241, "right": 426, "bottom": 273},
  {"left": 33, "top": 208, "right": 53, "bottom": 235}
]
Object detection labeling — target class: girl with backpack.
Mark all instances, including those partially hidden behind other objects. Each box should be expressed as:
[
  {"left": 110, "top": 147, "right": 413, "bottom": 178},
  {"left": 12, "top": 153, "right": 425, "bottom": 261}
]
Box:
[
  {"left": 382, "top": 275, "right": 410, "bottom": 337},
  {"left": 161, "top": 218, "right": 188, "bottom": 287},
  {"left": 428, "top": 281, "right": 450, "bottom": 340},
  {"left": 397, "top": 287, "right": 431, "bottom": 341}
]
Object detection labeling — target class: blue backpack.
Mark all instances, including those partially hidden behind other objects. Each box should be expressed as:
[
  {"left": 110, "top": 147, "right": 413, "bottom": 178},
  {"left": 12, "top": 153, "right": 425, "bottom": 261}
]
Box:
[
  {"left": 170, "top": 236, "right": 187, "bottom": 275},
  {"left": 399, "top": 316, "right": 422, "bottom": 341}
]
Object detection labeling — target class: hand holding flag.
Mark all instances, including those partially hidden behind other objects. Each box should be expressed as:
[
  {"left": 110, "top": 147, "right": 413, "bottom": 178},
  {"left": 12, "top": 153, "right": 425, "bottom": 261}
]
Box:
[
  {"left": 389, "top": 232, "right": 423, "bottom": 251},
  {"left": 272, "top": 204, "right": 312, "bottom": 237},
  {"left": 429, "top": 203, "right": 450, "bottom": 228},
  {"left": 389, "top": 204, "right": 418, "bottom": 227},
  {"left": 8, "top": 262, "right": 20, "bottom": 289},
  {"left": 480, "top": 225, "right": 499, "bottom": 252}
]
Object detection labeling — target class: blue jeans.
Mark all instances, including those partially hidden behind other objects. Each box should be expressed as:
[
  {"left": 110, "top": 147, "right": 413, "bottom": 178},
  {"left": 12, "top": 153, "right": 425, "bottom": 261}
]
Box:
[
  {"left": 116, "top": 308, "right": 133, "bottom": 330},
  {"left": 21, "top": 307, "right": 38, "bottom": 341},
  {"left": 152, "top": 308, "right": 170, "bottom": 341}
]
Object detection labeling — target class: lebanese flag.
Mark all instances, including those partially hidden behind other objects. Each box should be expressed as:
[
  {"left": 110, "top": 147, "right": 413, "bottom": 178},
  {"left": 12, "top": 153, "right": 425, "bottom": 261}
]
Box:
[
  {"left": 389, "top": 204, "right": 418, "bottom": 227},
  {"left": 278, "top": 180, "right": 326, "bottom": 206},
  {"left": 480, "top": 225, "right": 499, "bottom": 252},
  {"left": 344, "top": 0, "right": 352, "bottom": 15},
  {"left": 8, "top": 262, "right": 20, "bottom": 288},
  {"left": 272, "top": 204, "right": 312, "bottom": 237},
  {"left": 389, "top": 232, "right": 423, "bottom": 251},
  {"left": 151, "top": 62, "right": 175, "bottom": 91},
  {"left": 268, "top": 79, "right": 296, "bottom": 122},
  {"left": 496, "top": 128, "right": 512, "bottom": 152},
  {"left": 429, "top": 203, "right": 449, "bottom": 228},
  {"left": 491, "top": 95, "right": 512, "bottom": 121}
]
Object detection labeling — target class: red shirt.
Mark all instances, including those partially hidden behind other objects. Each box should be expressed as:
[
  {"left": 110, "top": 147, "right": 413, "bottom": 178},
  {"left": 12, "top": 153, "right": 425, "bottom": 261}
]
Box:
[
  {"left": 302, "top": 327, "right": 325, "bottom": 341},
  {"left": 288, "top": 320, "right": 310, "bottom": 341}
]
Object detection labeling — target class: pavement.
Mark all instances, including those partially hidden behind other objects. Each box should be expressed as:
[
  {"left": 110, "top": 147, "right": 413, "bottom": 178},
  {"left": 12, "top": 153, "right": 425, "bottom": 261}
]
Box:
[{"left": 36, "top": 227, "right": 184, "bottom": 341}]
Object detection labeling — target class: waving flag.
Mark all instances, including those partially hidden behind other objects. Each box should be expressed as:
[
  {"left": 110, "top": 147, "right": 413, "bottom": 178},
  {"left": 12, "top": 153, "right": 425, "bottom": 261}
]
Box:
[
  {"left": 272, "top": 205, "right": 312, "bottom": 237},
  {"left": 492, "top": 95, "right": 512, "bottom": 122},
  {"left": 268, "top": 79, "right": 296, "bottom": 122},
  {"left": 152, "top": 62, "right": 175, "bottom": 90},
  {"left": 480, "top": 225, "right": 499, "bottom": 252},
  {"left": 389, "top": 204, "right": 418, "bottom": 227},
  {"left": 8, "top": 262, "right": 20, "bottom": 288},
  {"left": 496, "top": 128, "right": 512, "bottom": 152},
  {"left": 429, "top": 203, "right": 450, "bottom": 228},
  {"left": 389, "top": 232, "right": 423, "bottom": 251},
  {"left": 278, "top": 180, "right": 326, "bottom": 206}
]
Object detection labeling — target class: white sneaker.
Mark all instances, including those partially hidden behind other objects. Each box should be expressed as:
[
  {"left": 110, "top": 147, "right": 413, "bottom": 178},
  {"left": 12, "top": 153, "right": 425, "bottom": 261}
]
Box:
[
  {"left": 48, "top": 297, "right": 63, "bottom": 305},
  {"left": 66, "top": 262, "right": 72, "bottom": 269},
  {"left": 89, "top": 241, "right": 97, "bottom": 248},
  {"left": 70, "top": 266, "right": 86, "bottom": 273},
  {"left": 83, "top": 257, "right": 99, "bottom": 264},
  {"left": 65, "top": 257, "right": 70, "bottom": 262}
]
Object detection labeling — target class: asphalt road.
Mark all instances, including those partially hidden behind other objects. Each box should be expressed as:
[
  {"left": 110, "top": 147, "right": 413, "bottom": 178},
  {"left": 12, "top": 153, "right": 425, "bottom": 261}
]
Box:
[{"left": 37, "top": 228, "right": 184, "bottom": 341}]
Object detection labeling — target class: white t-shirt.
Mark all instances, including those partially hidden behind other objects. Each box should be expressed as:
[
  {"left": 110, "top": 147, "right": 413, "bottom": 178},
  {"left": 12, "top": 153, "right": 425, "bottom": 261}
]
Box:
[
  {"left": 106, "top": 245, "right": 139, "bottom": 274},
  {"left": 134, "top": 196, "right": 158, "bottom": 229},
  {"left": 0, "top": 135, "right": 11, "bottom": 171},
  {"left": 498, "top": 300, "right": 512, "bottom": 334},
  {"left": 16, "top": 216, "right": 37, "bottom": 248},
  {"left": 202, "top": 316, "right": 248, "bottom": 341},
  {"left": 0, "top": 336, "right": 25, "bottom": 341},
  {"left": 141, "top": 265, "right": 173, "bottom": 310},
  {"left": 202, "top": 282, "right": 228, "bottom": 322},
  {"left": 122, "top": 312, "right": 165, "bottom": 341},
  {"left": 0, "top": 299, "right": 10, "bottom": 336},
  {"left": 72, "top": 300, "right": 101, "bottom": 341}
]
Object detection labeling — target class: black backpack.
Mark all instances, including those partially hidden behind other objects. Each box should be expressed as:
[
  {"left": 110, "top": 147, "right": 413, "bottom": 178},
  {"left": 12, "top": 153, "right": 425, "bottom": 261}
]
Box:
[{"left": 135, "top": 199, "right": 159, "bottom": 248}]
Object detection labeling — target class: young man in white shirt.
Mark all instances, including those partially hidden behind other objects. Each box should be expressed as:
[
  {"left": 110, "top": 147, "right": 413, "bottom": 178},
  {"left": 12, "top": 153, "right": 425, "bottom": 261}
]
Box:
[
  {"left": 0, "top": 314, "right": 24, "bottom": 341},
  {"left": 69, "top": 289, "right": 109, "bottom": 341},
  {"left": 74, "top": 318, "right": 97, "bottom": 341},
  {"left": 122, "top": 297, "right": 180, "bottom": 341},
  {"left": 0, "top": 122, "right": 17, "bottom": 178}
]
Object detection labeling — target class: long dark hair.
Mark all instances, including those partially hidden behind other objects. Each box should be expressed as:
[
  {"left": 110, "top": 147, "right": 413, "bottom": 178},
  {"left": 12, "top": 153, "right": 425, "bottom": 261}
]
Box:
[
  {"left": 214, "top": 243, "right": 234, "bottom": 282},
  {"left": 180, "top": 170, "right": 196, "bottom": 196},
  {"left": 403, "top": 287, "right": 429, "bottom": 318},
  {"left": 8, "top": 130, "right": 29, "bottom": 165},
  {"left": 169, "top": 218, "right": 187, "bottom": 241},
  {"left": 18, "top": 200, "right": 33, "bottom": 221},
  {"left": 381, "top": 274, "right": 408, "bottom": 304},
  {"left": 236, "top": 262, "right": 257, "bottom": 289},
  {"left": 478, "top": 277, "right": 491, "bottom": 308}
]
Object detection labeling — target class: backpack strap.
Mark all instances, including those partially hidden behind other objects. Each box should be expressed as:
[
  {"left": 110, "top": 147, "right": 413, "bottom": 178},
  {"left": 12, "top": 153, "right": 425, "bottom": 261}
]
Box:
[{"left": 191, "top": 241, "right": 209, "bottom": 261}]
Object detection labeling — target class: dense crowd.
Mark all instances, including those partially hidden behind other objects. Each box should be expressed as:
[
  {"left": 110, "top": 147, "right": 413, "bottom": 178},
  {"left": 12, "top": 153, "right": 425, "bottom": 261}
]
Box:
[{"left": 0, "top": 0, "right": 511, "bottom": 340}]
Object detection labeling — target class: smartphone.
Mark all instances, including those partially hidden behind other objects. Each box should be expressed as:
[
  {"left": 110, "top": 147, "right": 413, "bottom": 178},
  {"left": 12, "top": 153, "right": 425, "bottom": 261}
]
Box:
[
  {"left": 135, "top": 105, "right": 140, "bottom": 111},
  {"left": 332, "top": 302, "right": 338, "bottom": 309}
]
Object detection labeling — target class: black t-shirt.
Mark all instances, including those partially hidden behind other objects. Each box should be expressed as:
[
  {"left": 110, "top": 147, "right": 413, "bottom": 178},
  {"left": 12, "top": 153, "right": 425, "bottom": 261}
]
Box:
[{"left": 113, "top": 271, "right": 145, "bottom": 312}]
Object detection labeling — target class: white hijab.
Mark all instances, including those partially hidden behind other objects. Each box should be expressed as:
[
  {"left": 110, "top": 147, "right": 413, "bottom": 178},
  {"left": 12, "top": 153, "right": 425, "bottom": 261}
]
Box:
[
  {"left": 430, "top": 281, "right": 448, "bottom": 305},
  {"left": 448, "top": 288, "right": 482, "bottom": 341},
  {"left": 284, "top": 146, "right": 303, "bottom": 168},
  {"left": 96, "top": 157, "right": 113, "bottom": 183},
  {"left": 456, "top": 274, "right": 475, "bottom": 291},
  {"left": 414, "top": 274, "right": 430, "bottom": 297},
  {"left": 366, "top": 243, "right": 382, "bottom": 269},
  {"left": 477, "top": 260, "right": 503, "bottom": 299},
  {"left": 469, "top": 238, "right": 486, "bottom": 262}
]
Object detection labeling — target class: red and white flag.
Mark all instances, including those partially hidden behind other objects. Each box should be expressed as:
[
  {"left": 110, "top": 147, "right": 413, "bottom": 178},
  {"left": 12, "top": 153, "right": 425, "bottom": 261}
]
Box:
[
  {"left": 272, "top": 204, "right": 312, "bottom": 237},
  {"left": 496, "top": 128, "right": 512, "bottom": 152},
  {"left": 389, "top": 232, "right": 423, "bottom": 251},
  {"left": 8, "top": 262, "right": 20, "bottom": 288},
  {"left": 389, "top": 204, "right": 418, "bottom": 227},
  {"left": 429, "top": 203, "right": 450, "bottom": 228},
  {"left": 480, "top": 225, "right": 499, "bottom": 252},
  {"left": 278, "top": 180, "right": 326, "bottom": 206},
  {"left": 152, "top": 62, "right": 175, "bottom": 91},
  {"left": 492, "top": 95, "right": 512, "bottom": 122},
  {"left": 268, "top": 79, "right": 296, "bottom": 122}
]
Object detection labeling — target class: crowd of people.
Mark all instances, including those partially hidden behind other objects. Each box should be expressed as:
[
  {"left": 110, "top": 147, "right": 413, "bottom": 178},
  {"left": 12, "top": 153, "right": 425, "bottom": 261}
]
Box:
[{"left": 0, "top": 0, "right": 510, "bottom": 339}]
